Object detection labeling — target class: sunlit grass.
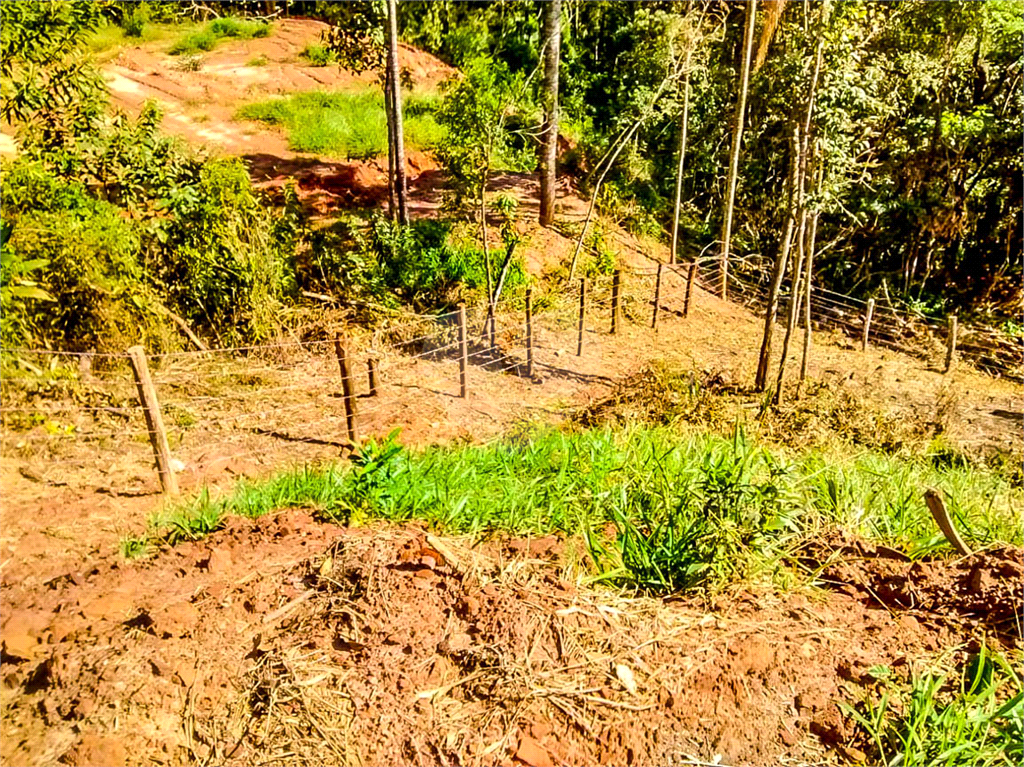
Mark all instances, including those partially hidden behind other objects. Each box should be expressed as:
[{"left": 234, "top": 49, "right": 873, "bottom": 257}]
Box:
[
  {"left": 236, "top": 90, "right": 445, "bottom": 158},
  {"left": 150, "top": 424, "right": 1022, "bottom": 589},
  {"left": 169, "top": 17, "right": 271, "bottom": 56},
  {"left": 843, "top": 646, "right": 1023, "bottom": 766}
]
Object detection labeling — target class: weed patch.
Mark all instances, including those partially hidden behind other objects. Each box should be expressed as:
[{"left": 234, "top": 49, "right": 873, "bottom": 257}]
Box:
[{"left": 152, "top": 424, "right": 1022, "bottom": 592}]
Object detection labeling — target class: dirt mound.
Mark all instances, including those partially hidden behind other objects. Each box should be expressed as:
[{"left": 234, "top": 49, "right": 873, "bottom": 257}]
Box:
[
  {"left": 805, "top": 533, "right": 1023, "bottom": 641},
  {"left": 1, "top": 513, "right": 974, "bottom": 767}
]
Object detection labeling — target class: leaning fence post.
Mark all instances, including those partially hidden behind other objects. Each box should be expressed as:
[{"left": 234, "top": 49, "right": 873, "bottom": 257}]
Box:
[
  {"left": 576, "top": 278, "right": 587, "bottom": 356},
  {"left": 944, "top": 315, "right": 958, "bottom": 374},
  {"left": 651, "top": 263, "right": 664, "bottom": 329},
  {"left": 684, "top": 263, "right": 697, "bottom": 317},
  {"left": 457, "top": 303, "right": 468, "bottom": 398},
  {"left": 127, "top": 345, "right": 179, "bottom": 496},
  {"left": 861, "top": 298, "right": 875, "bottom": 352},
  {"left": 367, "top": 356, "right": 379, "bottom": 397},
  {"left": 334, "top": 334, "right": 358, "bottom": 443},
  {"left": 611, "top": 269, "right": 621, "bottom": 334},
  {"left": 525, "top": 287, "right": 534, "bottom": 378}
]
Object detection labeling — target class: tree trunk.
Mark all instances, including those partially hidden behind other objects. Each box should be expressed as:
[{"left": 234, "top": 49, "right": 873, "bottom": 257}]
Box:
[
  {"left": 386, "top": 0, "right": 409, "bottom": 225},
  {"left": 670, "top": 67, "right": 691, "bottom": 264},
  {"left": 798, "top": 194, "right": 819, "bottom": 388},
  {"left": 385, "top": 68, "right": 397, "bottom": 220},
  {"left": 718, "top": 0, "right": 758, "bottom": 299},
  {"left": 772, "top": 212, "right": 807, "bottom": 405},
  {"left": 753, "top": 124, "right": 799, "bottom": 391},
  {"left": 539, "top": 0, "right": 562, "bottom": 228}
]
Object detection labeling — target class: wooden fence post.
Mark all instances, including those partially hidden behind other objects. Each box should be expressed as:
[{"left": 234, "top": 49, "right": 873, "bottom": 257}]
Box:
[
  {"left": 525, "top": 288, "right": 534, "bottom": 378},
  {"left": 127, "top": 345, "right": 179, "bottom": 496},
  {"left": 611, "top": 270, "right": 621, "bottom": 334},
  {"left": 457, "top": 303, "right": 468, "bottom": 398},
  {"left": 861, "top": 298, "right": 875, "bottom": 352},
  {"left": 684, "top": 263, "right": 697, "bottom": 317},
  {"left": 944, "top": 315, "right": 958, "bottom": 374},
  {"left": 334, "top": 334, "right": 358, "bottom": 443},
  {"left": 367, "top": 357, "right": 379, "bottom": 397},
  {"left": 651, "top": 263, "right": 663, "bottom": 329},
  {"left": 576, "top": 278, "right": 587, "bottom": 356}
]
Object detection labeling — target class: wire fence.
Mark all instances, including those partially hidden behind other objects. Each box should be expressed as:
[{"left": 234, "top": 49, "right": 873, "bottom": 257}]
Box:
[{"left": 1, "top": 256, "right": 1020, "bottom": 493}]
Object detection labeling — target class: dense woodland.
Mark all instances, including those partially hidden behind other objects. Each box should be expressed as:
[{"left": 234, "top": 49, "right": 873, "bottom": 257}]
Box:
[{"left": 1, "top": 0, "right": 1021, "bottom": 358}]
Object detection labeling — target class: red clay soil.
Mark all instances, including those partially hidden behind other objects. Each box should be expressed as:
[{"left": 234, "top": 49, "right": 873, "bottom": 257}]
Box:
[
  {"left": 3, "top": 511, "right": 1016, "bottom": 767},
  {"left": 805, "top": 532, "right": 1024, "bottom": 633}
]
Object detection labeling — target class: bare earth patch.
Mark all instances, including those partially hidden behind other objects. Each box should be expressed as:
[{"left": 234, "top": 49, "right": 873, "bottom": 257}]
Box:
[{"left": 4, "top": 512, "right": 1015, "bottom": 766}]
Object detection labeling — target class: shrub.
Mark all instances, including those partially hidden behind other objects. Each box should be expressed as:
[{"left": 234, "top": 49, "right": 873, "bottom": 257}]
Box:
[
  {"left": 300, "top": 44, "right": 336, "bottom": 67},
  {"left": 122, "top": 4, "right": 149, "bottom": 38},
  {"left": 159, "top": 158, "right": 296, "bottom": 342},
  {"left": 2, "top": 187, "right": 172, "bottom": 352}
]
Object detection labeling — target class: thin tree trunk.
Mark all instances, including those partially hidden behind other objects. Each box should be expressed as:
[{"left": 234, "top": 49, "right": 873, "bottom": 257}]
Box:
[
  {"left": 480, "top": 177, "right": 494, "bottom": 339},
  {"left": 670, "top": 67, "right": 691, "bottom": 264},
  {"left": 385, "top": 68, "right": 397, "bottom": 220},
  {"left": 718, "top": 0, "right": 758, "bottom": 299},
  {"left": 386, "top": 0, "right": 409, "bottom": 224},
  {"left": 772, "top": 212, "right": 807, "bottom": 405},
  {"left": 492, "top": 240, "right": 518, "bottom": 309},
  {"left": 539, "top": 0, "right": 562, "bottom": 227},
  {"left": 798, "top": 158, "right": 823, "bottom": 388},
  {"left": 567, "top": 118, "right": 642, "bottom": 280},
  {"left": 753, "top": 124, "right": 800, "bottom": 390}
]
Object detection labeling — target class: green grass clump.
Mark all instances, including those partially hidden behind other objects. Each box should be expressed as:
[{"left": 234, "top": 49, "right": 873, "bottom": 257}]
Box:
[
  {"left": 843, "top": 646, "right": 1023, "bottom": 766},
  {"left": 300, "top": 43, "right": 336, "bottom": 67},
  {"left": 236, "top": 90, "right": 445, "bottom": 158},
  {"left": 169, "top": 17, "right": 271, "bottom": 55},
  {"left": 150, "top": 424, "right": 1022, "bottom": 593}
]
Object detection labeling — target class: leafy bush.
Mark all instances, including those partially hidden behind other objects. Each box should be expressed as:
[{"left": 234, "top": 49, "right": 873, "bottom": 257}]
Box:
[
  {"left": 1, "top": 184, "right": 171, "bottom": 353},
  {"left": 3, "top": 104, "right": 302, "bottom": 349},
  {"left": 158, "top": 158, "right": 298, "bottom": 342}
]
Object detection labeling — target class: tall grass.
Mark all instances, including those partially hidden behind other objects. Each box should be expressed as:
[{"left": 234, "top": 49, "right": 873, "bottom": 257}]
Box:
[
  {"left": 152, "top": 424, "right": 1022, "bottom": 590},
  {"left": 236, "top": 91, "right": 445, "bottom": 158},
  {"left": 169, "top": 17, "right": 271, "bottom": 56}
]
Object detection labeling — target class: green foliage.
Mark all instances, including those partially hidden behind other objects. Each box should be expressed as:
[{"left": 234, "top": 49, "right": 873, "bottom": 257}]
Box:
[
  {"left": 122, "top": 3, "right": 149, "bottom": 38},
  {"left": 435, "top": 55, "right": 536, "bottom": 203},
  {"left": 2, "top": 100, "right": 301, "bottom": 349},
  {"left": 168, "top": 17, "right": 271, "bottom": 55},
  {"left": 319, "top": 1, "right": 386, "bottom": 75},
  {"left": 237, "top": 90, "right": 444, "bottom": 158},
  {"left": 843, "top": 646, "right": 1023, "bottom": 767},
  {"left": 0, "top": 221, "right": 53, "bottom": 347},
  {"left": 1, "top": 0, "right": 107, "bottom": 153},
  {"left": 300, "top": 43, "right": 336, "bottom": 67},
  {"left": 369, "top": 217, "right": 516, "bottom": 308}
]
